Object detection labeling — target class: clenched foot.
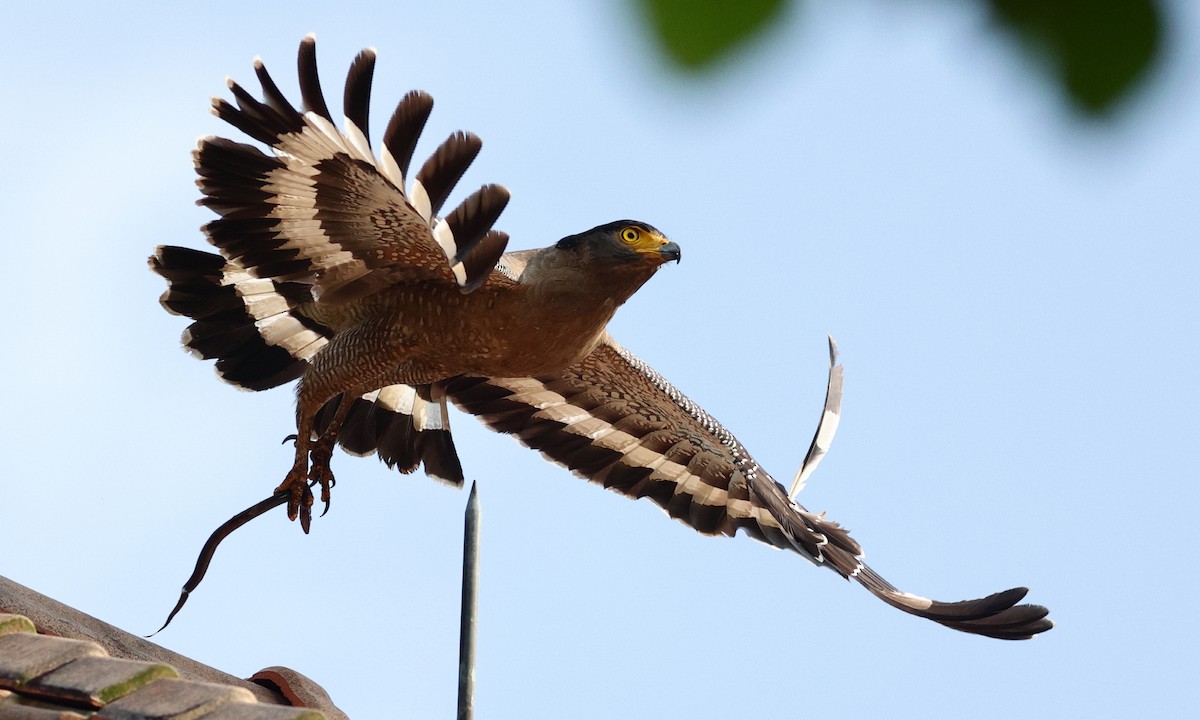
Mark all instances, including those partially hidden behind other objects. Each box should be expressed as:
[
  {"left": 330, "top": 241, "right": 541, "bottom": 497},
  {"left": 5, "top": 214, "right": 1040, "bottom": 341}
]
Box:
[
  {"left": 309, "top": 436, "right": 338, "bottom": 518},
  {"left": 275, "top": 433, "right": 339, "bottom": 532},
  {"left": 274, "top": 461, "right": 315, "bottom": 532}
]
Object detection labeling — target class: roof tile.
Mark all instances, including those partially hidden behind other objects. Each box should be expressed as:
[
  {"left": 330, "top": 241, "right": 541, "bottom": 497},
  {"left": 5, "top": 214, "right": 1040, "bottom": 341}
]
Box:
[
  {"left": 0, "top": 635, "right": 105, "bottom": 688},
  {"left": 0, "top": 687, "right": 89, "bottom": 719},
  {"left": 246, "top": 669, "right": 333, "bottom": 714},
  {"left": 94, "top": 678, "right": 255, "bottom": 720},
  {"left": 25, "top": 657, "right": 179, "bottom": 709},
  {"left": 1, "top": 580, "right": 338, "bottom": 720},
  {"left": 0, "top": 616, "right": 35, "bottom": 638},
  {"left": 201, "top": 703, "right": 326, "bottom": 720}
]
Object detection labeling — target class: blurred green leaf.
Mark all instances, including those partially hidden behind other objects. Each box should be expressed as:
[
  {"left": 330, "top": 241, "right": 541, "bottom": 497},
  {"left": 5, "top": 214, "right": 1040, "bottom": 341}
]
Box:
[
  {"left": 987, "top": 0, "right": 1162, "bottom": 116},
  {"left": 637, "top": 0, "right": 1163, "bottom": 117},
  {"left": 638, "top": 0, "right": 787, "bottom": 69}
]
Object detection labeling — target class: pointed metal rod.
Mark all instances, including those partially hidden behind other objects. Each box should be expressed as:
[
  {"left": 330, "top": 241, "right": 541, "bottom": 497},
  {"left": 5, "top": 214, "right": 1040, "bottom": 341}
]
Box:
[{"left": 458, "top": 481, "right": 481, "bottom": 720}]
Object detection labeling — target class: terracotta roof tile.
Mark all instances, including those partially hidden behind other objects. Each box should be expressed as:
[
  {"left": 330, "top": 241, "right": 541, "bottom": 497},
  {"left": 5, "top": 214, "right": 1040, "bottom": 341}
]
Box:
[
  {"left": 245, "top": 670, "right": 335, "bottom": 715},
  {"left": 0, "top": 578, "right": 346, "bottom": 720}
]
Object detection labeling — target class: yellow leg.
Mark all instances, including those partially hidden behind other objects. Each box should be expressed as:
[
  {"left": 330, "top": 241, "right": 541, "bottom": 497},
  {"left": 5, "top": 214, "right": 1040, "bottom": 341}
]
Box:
[
  {"left": 274, "top": 406, "right": 317, "bottom": 531},
  {"left": 309, "top": 392, "right": 360, "bottom": 515},
  {"left": 277, "top": 315, "right": 416, "bottom": 531}
]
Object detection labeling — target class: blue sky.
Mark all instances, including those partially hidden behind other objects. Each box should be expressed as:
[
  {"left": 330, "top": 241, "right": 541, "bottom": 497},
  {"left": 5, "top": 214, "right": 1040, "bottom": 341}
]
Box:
[{"left": 2, "top": 1, "right": 1196, "bottom": 718}]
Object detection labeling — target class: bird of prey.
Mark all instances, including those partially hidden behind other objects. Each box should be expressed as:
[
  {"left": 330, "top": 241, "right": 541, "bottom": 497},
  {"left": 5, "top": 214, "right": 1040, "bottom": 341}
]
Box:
[{"left": 151, "top": 36, "right": 1052, "bottom": 640}]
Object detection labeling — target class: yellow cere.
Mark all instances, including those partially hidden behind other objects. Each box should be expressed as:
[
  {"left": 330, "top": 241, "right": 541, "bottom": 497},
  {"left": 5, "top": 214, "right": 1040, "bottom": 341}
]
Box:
[{"left": 620, "top": 225, "right": 668, "bottom": 253}]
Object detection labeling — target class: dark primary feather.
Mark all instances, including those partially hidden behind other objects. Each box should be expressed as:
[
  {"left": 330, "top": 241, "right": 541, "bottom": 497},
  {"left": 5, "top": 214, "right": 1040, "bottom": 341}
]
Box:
[
  {"left": 343, "top": 49, "right": 376, "bottom": 146},
  {"left": 444, "top": 184, "right": 511, "bottom": 274},
  {"left": 383, "top": 91, "right": 435, "bottom": 185},
  {"left": 415, "top": 131, "right": 483, "bottom": 218},
  {"left": 214, "top": 80, "right": 300, "bottom": 147},
  {"left": 461, "top": 230, "right": 511, "bottom": 292},
  {"left": 297, "top": 34, "right": 332, "bottom": 122},
  {"left": 252, "top": 58, "right": 300, "bottom": 121}
]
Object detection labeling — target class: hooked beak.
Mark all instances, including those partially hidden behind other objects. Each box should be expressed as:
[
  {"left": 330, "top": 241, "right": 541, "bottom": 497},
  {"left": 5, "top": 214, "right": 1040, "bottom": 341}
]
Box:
[{"left": 657, "top": 241, "right": 682, "bottom": 264}]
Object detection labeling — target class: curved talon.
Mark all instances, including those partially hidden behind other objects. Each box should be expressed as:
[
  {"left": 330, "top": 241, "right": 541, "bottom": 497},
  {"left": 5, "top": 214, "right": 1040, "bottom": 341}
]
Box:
[
  {"left": 281, "top": 434, "right": 299, "bottom": 446},
  {"left": 286, "top": 483, "right": 314, "bottom": 523},
  {"left": 309, "top": 465, "right": 335, "bottom": 517},
  {"left": 299, "top": 501, "right": 313, "bottom": 534},
  {"left": 307, "top": 436, "right": 338, "bottom": 519},
  {"left": 275, "top": 467, "right": 314, "bottom": 525}
]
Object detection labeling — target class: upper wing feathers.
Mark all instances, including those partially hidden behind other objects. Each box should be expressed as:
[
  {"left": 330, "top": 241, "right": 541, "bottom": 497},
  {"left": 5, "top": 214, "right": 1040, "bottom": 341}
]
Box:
[
  {"left": 445, "top": 335, "right": 1053, "bottom": 639},
  {"left": 445, "top": 336, "right": 845, "bottom": 560},
  {"left": 197, "top": 36, "right": 509, "bottom": 304}
]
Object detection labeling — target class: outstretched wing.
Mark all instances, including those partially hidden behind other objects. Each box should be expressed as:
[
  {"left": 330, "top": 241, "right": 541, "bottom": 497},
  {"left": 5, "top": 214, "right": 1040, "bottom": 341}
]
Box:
[
  {"left": 198, "top": 35, "right": 510, "bottom": 304},
  {"left": 444, "top": 335, "right": 1053, "bottom": 640}
]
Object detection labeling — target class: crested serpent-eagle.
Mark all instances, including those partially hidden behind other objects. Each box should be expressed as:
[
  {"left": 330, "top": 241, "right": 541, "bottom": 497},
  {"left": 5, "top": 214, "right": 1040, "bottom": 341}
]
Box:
[{"left": 151, "top": 36, "right": 1052, "bottom": 640}]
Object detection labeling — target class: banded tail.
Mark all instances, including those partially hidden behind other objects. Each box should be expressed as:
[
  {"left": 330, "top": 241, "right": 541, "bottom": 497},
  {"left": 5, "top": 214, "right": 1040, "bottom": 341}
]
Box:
[{"left": 151, "top": 245, "right": 464, "bottom": 484}]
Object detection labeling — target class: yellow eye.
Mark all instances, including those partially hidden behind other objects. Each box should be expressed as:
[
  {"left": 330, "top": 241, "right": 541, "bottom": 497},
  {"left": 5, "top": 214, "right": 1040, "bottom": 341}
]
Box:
[{"left": 621, "top": 227, "right": 641, "bottom": 244}]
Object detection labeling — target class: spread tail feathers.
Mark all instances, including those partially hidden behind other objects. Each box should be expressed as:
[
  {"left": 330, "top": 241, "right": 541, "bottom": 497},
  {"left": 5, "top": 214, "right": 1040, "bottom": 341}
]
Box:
[{"left": 150, "top": 245, "right": 464, "bottom": 483}]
